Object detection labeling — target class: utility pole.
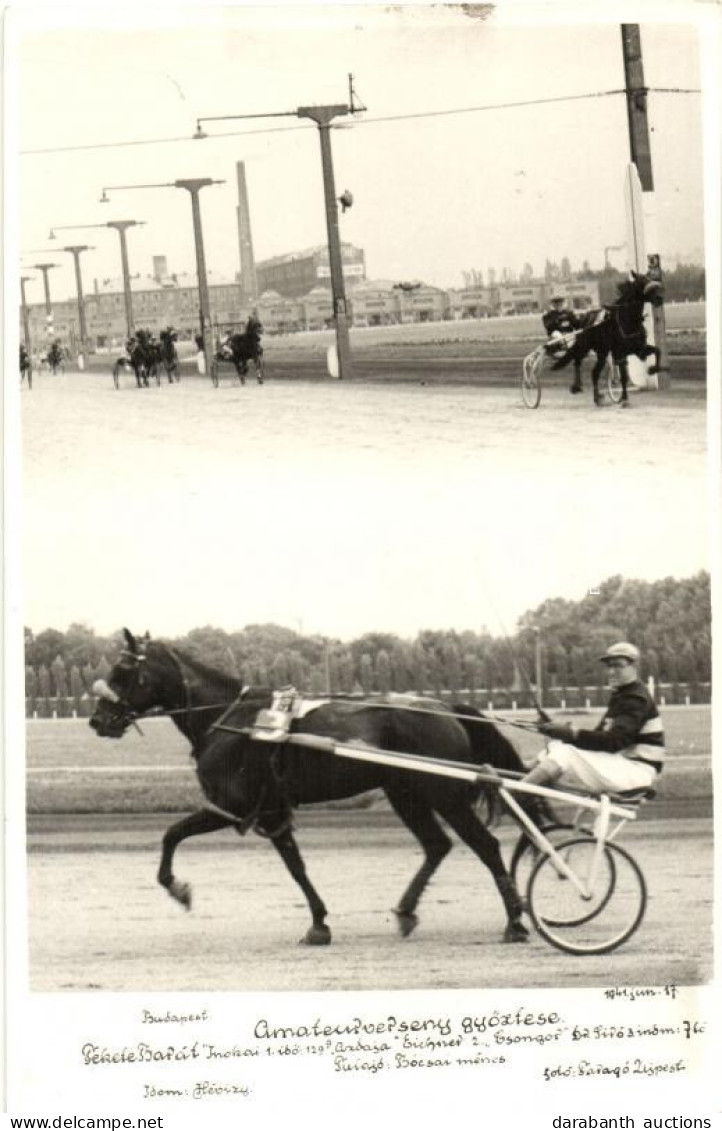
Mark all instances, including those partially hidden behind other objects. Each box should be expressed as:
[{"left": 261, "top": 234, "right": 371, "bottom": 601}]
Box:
[
  {"left": 106, "top": 221, "right": 141, "bottom": 337},
  {"left": 20, "top": 275, "right": 34, "bottom": 355},
  {"left": 63, "top": 245, "right": 91, "bottom": 366},
  {"left": 297, "top": 104, "right": 353, "bottom": 380},
  {"left": 621, "top": 24, "right": 670, "bottom": 388},
  {"left": 175, "top": 179, "right": 218, "bottom": 382},
  {"left": 33, "top": 263, "right": 59, "bottom": 345}
]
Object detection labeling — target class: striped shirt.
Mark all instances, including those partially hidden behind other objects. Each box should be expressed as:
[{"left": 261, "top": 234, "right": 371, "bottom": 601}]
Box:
[{"left": 573, "top": 679, "right": 665, "bottom": 772}]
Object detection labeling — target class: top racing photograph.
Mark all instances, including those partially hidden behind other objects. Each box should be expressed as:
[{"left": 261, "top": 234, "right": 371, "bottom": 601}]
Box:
[{"left": 9, "top": 3, "right": 713, "bottom": 1006}]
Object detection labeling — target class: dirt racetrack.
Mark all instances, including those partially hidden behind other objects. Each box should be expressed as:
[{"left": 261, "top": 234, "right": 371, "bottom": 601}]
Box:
[{"left": 27, "top": 813, "right": 712, "bottom": 993}]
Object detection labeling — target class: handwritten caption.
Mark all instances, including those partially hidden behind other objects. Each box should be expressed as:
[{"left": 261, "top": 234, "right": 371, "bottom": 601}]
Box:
[{"left": 77, "top": 986, "right": 707, "bottom": 1100}]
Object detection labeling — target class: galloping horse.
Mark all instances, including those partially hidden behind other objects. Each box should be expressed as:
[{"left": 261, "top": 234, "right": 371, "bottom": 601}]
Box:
[
  {"left": 549, "top": 272, "right": 664, "bottom": 406},
  {"left": 90, "top": 630, "right": 541, "bottom": 946},
  {"left": 217, "top": 316, "right": 264, "bottom": 385},
  {"left": 159, "top": 327, "right": 180, "bottom": 383},
  {"left": 118, "top": 329, "right": 161, "bottom": 388}
]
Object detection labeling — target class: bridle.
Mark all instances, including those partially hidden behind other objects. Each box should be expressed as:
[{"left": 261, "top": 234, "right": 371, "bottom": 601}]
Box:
[{"left": 92, "top": 642, "right": 232, "bottom": 738}]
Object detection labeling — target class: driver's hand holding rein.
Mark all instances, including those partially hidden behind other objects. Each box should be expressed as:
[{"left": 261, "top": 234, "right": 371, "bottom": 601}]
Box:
[{"left": 524, "top": 642, "right": 665, "bottom": 795}]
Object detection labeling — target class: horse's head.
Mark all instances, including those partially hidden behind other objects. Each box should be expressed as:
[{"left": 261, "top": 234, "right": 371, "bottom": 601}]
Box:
[
  {"left": 89, "top": 629, "right": 173, "bottom": 738},
  {"left": 619, "top": 271, "right": 665, "bottom": 309}
]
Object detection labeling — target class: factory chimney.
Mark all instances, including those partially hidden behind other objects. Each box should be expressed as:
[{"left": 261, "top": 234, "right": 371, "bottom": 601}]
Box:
[{"left": 236, "top": 161, "right": 258, "bottom": 304}]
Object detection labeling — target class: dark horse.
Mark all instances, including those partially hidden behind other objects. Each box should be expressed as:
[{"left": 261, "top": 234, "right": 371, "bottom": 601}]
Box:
[
  {"left": 46, "top": 340, "right": 65, "bottom": 376},
  {"left": 114, "top": 329, "right": 161, "bottom": 388},
  {"left": 159, "top": 327, "right": 180, "bottom": 383},
  {"left": 549, "top": 271, "right": 664, "bottom": 406},
  {"left": 217, "top": 317, "right": 264, "bottom": 385},
  {"left": 89, "top": 630, "right": 540, "bottom": 946}
]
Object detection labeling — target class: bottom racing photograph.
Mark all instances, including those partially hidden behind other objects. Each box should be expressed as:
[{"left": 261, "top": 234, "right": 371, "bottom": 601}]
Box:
[{"left": 25, "top": 573, "right": 712, "bottom": 993}]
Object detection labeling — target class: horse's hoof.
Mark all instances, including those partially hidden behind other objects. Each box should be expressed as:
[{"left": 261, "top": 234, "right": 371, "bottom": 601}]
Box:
[
  {"left": 301, "top": 924, "right": 332, "bottom": 946},
  {"left": 570, "top": 385, "right": 582, "bottom": 395},
  {"left": 167, "top": 880, "right": 192, "bottom": 910},
  {"left": 503, "top": 920, "right": 529, "bottom": 944},
  {"left": 394, "top": 909, "right": 419, "bottom": 938},
  {"left": 620, "top": 400, "right": 632, "bottom": 409}
]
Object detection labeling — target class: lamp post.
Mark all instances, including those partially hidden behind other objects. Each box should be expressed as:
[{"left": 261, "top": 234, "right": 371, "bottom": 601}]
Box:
[
  {"left": 20, "top": 275, "right": 34, "bottom": 356},
  {"left": 100, "top": 181, "right": 224, "bottom": 381},
  {"left": 296, "top": 104, "right": 352, "bottom": 380},
  {"left": 194, "top": 78, "right": 364, "bottom": 380},
  {"left": 31, "top": 263, "right": 60, "bottom": 344},
  {"left": 60, "top": 245, "right": 92, "bottom": 365},
  {"left": 50, "top": 221, "right": 145, "bottom": 339}
]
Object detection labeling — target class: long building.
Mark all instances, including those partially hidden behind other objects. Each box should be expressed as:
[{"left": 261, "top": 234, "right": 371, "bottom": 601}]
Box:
[{"left": 19, "top": 248, "right": 600, "bottom": 352}]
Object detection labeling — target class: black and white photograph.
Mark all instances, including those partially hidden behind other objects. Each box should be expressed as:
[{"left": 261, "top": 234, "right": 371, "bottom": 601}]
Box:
[{"left": 4, "top": 0, "right": 720, "bottom": 1122}]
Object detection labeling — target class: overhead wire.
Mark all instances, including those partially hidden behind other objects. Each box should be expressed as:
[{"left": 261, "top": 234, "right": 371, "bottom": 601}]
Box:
[{"left": 19, "top": 85, "right": 701, "bottom": 157}]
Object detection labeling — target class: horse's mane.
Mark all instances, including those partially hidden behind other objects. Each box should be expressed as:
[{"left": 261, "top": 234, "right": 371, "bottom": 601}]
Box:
[{"left": 160, "top": 643, "right": 243, "bottom": 696}]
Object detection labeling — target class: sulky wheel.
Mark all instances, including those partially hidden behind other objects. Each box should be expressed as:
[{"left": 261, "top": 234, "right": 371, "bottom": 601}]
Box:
[
  {"left": 606, "top": 361, "right": 624, "bottom": 404},
  {"left": 510, "top": 824, "right": 590, "bottom": 894},
  {"left": 521, "top": 350, "right": 542, "bottom": 408},
  {"left": 526, "top": 837, "right": 646, "bottom": 955}
]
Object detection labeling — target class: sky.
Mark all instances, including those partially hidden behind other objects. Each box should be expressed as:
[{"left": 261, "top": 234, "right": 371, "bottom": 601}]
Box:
[{"left": 11, "top": 4, "right": 709, "bottom": 307}]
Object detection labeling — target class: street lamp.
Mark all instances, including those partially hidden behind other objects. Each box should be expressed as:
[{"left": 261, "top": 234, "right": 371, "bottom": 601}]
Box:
[
  {"left": 193, "top": 78, "right": 364, "bottom": 380},
  {"left": 100, "top": 180, "right": 224, "bottom": 382},
  {"left": 49, "top": 221, "right": 145, "bottom": 338},
  {"left": 30, "top": 263, "right": 60, "bottom": 344},
  {"left": 20, "top": 275, "right": 34, "bottom": 357}
]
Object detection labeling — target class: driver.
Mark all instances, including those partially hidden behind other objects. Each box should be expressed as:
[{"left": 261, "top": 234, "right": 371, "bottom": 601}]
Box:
[
  {"left": 522, "top": 642, "right": 664, "bottom": 796},
  {"left": 543, "top": 293, "right": 583, "bottom": 393}
]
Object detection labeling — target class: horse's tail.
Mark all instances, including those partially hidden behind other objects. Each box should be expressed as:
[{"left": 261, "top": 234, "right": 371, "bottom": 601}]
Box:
[{"left": 451, "top": 703, "right": 556, "bottom": 825}]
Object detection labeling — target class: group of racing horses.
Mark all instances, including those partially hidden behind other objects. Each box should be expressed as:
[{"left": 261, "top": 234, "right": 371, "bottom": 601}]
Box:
[
  {"left": 113, "top": 327, "right": 181, "bottom": 388},
  {"left": 112, "top": 317, "right": 264, "bottom": 389}
]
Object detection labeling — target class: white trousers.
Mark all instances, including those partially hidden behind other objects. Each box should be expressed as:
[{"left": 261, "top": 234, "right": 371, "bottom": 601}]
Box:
[{"left": 543, "top": 740, "right": 657, "bottom": 794}]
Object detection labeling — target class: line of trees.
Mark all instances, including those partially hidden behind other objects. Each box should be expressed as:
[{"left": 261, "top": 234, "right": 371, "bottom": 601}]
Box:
[
  {"left": 463, "top": 262, "right": 705, "bottom": 303},
  {"left": 23, "top": 573, "right": 711, "bottom": 715}
]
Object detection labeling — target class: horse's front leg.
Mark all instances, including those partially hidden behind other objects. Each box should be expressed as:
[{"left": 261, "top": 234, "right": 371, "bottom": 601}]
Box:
[
  {"left": 645, "top": 344, "right": 661, "bottom": 375},
  {"left": 569, "top": 357, "right": 583, "bottom": 394},
  {"left": 270, "top": 828, "right": 330, "bottom": 945},
  {"left": 158, "top": 808, "right": 234, "bottom": 909},
  {"left": 618, "top": 358, "right": 631, "bottom": 406}
]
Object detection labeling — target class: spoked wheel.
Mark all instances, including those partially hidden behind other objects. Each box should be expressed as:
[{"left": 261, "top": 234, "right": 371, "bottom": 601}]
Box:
[
  {"left": 521, "top": 350, "right": 543, "bottom": 408},
  {"left": 606, "top": 361, "right": 624, "bottom": 404},
  {"left": 527, "top": 837, "right": 647, "bottom": 955},
  {"left": 510, "top": 824, "right": 588, "bottom": 893}
]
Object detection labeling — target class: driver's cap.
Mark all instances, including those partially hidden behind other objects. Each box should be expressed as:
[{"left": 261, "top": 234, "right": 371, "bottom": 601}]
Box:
[{"left": 599, "top": 641, "right": 640, "bottom": 664}]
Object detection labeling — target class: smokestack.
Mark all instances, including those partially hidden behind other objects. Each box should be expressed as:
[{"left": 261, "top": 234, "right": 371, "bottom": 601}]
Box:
[
  {"left": 236, "top": 161, "right": 258, "bottom": 303},
  {"left": 152, "top": 255, "right": 168, "bottom": 282}
]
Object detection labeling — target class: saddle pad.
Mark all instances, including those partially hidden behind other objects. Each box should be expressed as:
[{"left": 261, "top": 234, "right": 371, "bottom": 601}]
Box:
[{"left": 249, "top": 690, "right": 330, "bottom": 741}]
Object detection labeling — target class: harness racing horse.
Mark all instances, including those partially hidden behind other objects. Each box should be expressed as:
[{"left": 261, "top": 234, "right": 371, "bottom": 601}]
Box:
[
  {"left": 46, "top": 340, "right": 65, "bottom": 376},
  {"left": 549, "top": 271, "right": 664, "bottom": 406},
  {"left": 90, "top": 630, "right": 541, "bottom": 947},
  {"left": 116, "top": 330, "right": 161, "bottom": 388},
  {"left": 159, "top": 328, "right": 180, "bottom": 383},
  {"left": 217, "top": 323, "right": 264, "bottom": 385}
]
